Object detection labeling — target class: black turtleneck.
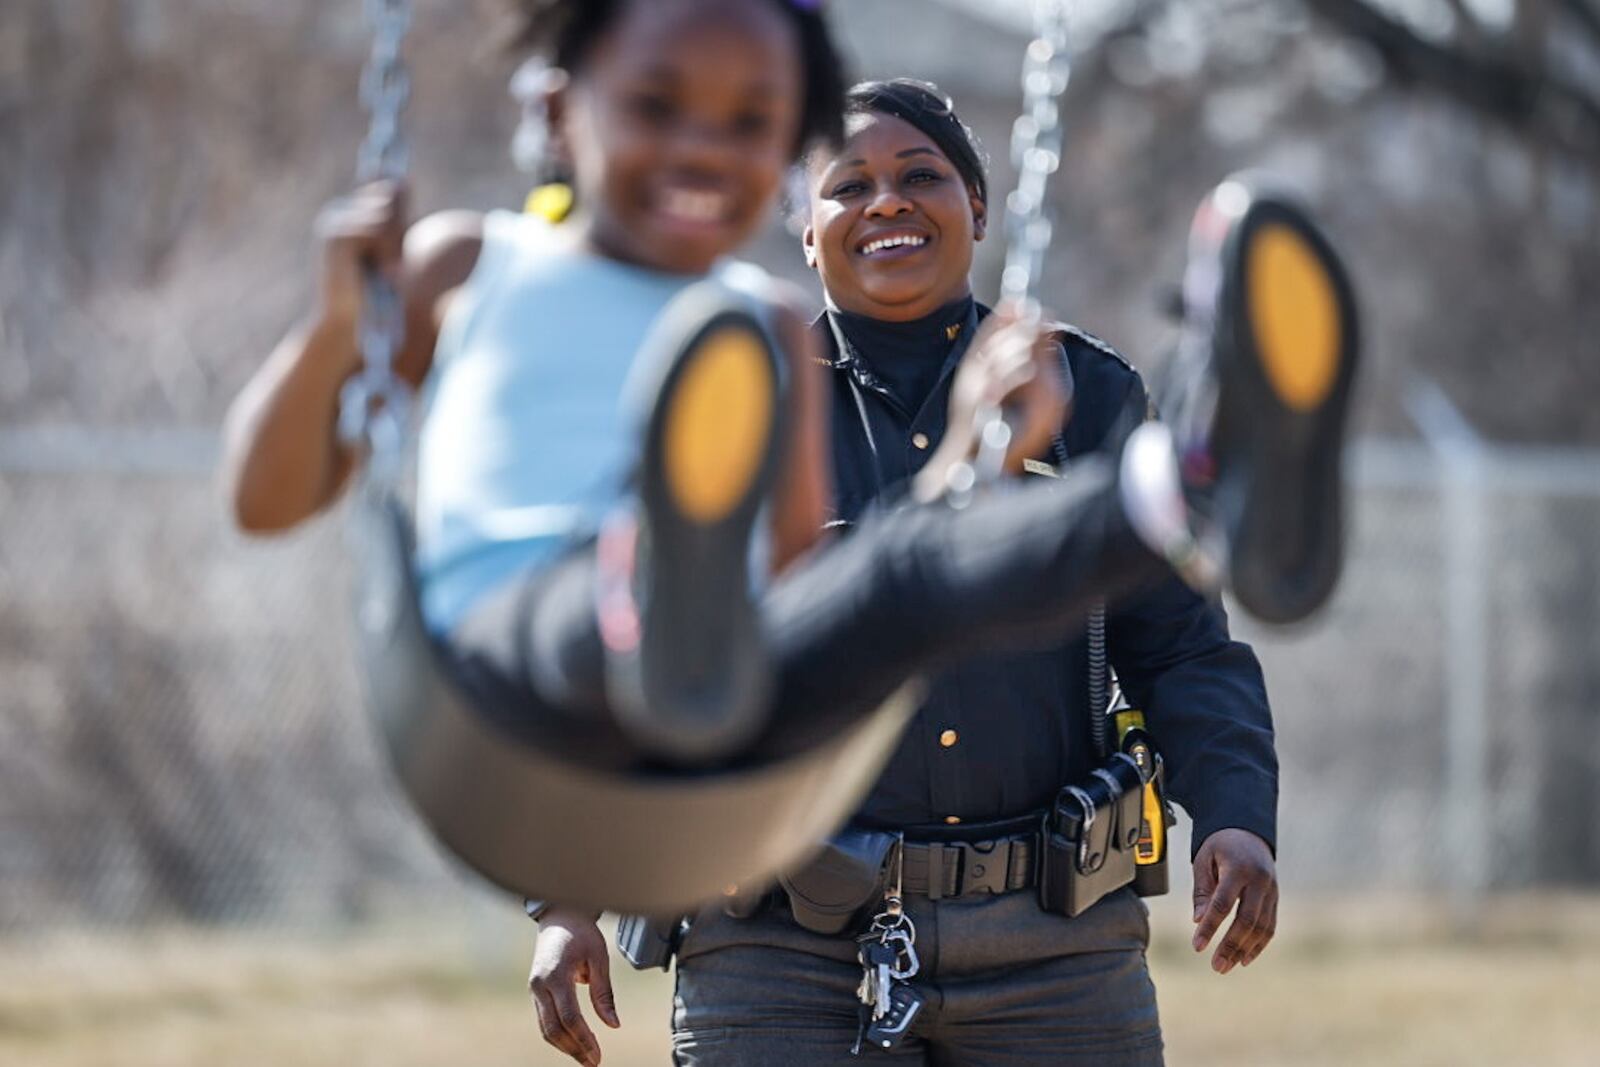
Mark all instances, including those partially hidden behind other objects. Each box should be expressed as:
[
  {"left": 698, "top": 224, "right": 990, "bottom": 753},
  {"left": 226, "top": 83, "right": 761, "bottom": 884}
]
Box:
[{"left": 832, "top": 295, "right": 976, "bottom": 419}]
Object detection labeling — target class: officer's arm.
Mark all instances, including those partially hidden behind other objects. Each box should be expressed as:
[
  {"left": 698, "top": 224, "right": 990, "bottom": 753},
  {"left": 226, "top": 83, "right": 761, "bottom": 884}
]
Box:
[
  {"left": 1079, "top": 354, "right": 1278, "bottom": 856},
  {"left": 1107, "top": 579, "right": 1280, "bottom": 976},
  {"left": 529, "top": 907, "right": 618, "bottom": 1066},
  {"left": 1080, "top": 339, "right": 1278, "bottom": 973},
  {"left": 1106, "top": 577, "right": 1278, "bottom": 858}
]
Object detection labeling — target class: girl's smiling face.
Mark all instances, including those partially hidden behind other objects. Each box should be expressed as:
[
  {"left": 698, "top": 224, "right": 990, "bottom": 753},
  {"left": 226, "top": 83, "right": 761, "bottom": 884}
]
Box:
[
  {"left": 804, "top": 111, "right": 987, "bottom": 321},
  {"left": 551, "top": 0, "right": 804, "bottom": 275}
]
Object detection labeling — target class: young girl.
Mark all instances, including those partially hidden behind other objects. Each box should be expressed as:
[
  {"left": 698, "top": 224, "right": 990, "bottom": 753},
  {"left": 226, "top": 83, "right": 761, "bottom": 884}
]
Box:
[
  {"left": 224, "top": 0, "right": 1354, "bottom": 774},
  {"left": 226, "top": 0, "right": 863, "bottom": 759}
]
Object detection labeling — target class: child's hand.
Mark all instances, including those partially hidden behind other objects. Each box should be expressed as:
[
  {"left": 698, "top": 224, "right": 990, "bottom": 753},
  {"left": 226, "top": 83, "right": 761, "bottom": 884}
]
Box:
[
  {"left": 913, "top": 305, "right": 1069, "bottom": 502},
  {"left": 950, "top": 305, "right": 1070, "bottom": 467},
  {"left": 312, "top": 179, "right": 409, "bottom": 336}
]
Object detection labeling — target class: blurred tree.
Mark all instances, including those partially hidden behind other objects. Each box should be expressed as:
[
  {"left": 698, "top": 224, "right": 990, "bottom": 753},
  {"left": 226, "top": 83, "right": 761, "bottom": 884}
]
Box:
[
  {"left": 3, "top": 0, "right": 1595, "bottom": 435},
  {"left": 1, "top": 0, "right": 1597, "bottom": 921},
  {"left": 925, "top": 0, "right": 1599, "bottom": 442},
  {"left": 1307, "top": 0, "right": 1600, "bottom": 165}
]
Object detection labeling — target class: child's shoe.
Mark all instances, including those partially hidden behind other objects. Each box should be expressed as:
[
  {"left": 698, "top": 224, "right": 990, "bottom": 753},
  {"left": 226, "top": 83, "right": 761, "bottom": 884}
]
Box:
[
  {"left": 598, "top": 281, "right": 785, "bottom": 762},
  {"left": 1124, "top": 173, "right": 1360, "bottom": 624}
]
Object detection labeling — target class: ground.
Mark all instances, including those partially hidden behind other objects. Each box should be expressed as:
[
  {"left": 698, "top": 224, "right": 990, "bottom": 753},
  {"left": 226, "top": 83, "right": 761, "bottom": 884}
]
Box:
[{"left": 2, "top": 895, "right": 1595, "bottom": 1066}]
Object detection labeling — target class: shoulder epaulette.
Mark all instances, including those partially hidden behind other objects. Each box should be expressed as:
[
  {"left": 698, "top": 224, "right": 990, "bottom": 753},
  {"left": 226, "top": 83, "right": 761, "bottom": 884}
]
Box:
[{"left": 1045, "top": 320, "right": 1140, "bottom": 380}]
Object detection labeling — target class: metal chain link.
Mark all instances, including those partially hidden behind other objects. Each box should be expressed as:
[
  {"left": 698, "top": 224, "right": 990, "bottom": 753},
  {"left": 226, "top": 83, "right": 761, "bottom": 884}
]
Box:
[
  {"left": 1001, "top": 5, "right": 1111, "bottom": 732},
  {"left": 1000, "top": 0, "right": 1073, "bottom": 319},
  {"left": 339, "top": 0, "right": 415, "bottom": 470},
  {"left": 358, "top": 0, "right": 414, "bottom": 183},
  {"left": 963, "top": 0, "right": 1075, "bottom": 498}
]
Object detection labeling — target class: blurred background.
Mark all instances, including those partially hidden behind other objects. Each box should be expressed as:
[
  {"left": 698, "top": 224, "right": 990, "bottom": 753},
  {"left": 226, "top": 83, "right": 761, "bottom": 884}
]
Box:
[{"left": 1, "top": 0, "right": 1596, "bottom": 1063}]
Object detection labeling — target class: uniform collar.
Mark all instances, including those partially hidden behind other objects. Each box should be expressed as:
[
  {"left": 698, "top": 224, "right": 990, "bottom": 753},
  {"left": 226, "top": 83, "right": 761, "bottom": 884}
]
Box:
[{"left": 815, "top": 300, "right": 986, "bottom": 399}]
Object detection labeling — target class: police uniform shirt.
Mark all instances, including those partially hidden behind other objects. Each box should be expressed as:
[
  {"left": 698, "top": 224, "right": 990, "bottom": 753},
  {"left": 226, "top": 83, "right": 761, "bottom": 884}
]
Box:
[{"left": 818, "top": 302, "right": 1278, "bottom": 855}]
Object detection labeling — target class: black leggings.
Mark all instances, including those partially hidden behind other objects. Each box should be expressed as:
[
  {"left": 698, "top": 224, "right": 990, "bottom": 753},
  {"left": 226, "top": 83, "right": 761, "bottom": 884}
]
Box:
[{"left": 447, "top": 457, "right": 1164, "bottom": 769}]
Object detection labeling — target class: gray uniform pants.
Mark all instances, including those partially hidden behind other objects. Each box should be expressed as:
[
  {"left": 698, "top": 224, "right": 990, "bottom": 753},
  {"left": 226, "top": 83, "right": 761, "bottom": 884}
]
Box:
[{"left": 671, "top": 888, "right": 1164, "bottom": 1066}]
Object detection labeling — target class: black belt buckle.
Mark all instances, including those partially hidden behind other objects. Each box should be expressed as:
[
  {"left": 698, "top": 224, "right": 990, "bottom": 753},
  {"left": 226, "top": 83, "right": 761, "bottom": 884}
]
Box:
[
  {"left": 950, "top": 839, "right": 1013, "bottom": 897},
  {"left": 918, "top": 836, "right": 1022, "bottom": 900}
]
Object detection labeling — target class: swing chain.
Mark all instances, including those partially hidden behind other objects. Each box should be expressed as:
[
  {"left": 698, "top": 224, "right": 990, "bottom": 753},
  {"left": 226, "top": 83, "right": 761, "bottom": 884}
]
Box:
[
  {"left": 359, "top": 0, "right": 414, "bottom": 183},
  {"left": 339, "top": 0, "right": 415, "bottom": 469},
  {"left": 1000, "top": 0, "right": 1073, "bottom": 320},
  {"left": 960, "top": 0, "right": 1074, "bottom": 501}
]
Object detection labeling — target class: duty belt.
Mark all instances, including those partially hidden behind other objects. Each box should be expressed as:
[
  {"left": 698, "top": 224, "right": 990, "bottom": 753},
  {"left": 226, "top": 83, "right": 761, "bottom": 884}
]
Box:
[{"left": 900, "top": 833, "right": 1038, "bottom": 900}]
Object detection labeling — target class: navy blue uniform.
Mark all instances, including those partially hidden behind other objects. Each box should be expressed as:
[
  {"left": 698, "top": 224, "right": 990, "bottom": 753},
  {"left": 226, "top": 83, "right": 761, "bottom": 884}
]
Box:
[
  {"left": 819, "top": 303, "right": 1277, "bottom": 855},
  {"left": 673, "top": 303, "right": 1269, "bottom": 1064}
]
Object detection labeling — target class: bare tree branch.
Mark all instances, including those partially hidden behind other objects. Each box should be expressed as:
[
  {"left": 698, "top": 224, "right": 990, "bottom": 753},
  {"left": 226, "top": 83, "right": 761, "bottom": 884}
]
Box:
[
  {"left": 1515, "top": 0, "right": 1551, "bottom": 58},
  {"left": 1442, "top": 0, "right": 1489, "bottom": 47},
  {"left": 1306, "top": 0, "right": 1600, "bottom": 163},
  {"left": 1558, "top": 0, "right": 1600, "bottom": 48}
]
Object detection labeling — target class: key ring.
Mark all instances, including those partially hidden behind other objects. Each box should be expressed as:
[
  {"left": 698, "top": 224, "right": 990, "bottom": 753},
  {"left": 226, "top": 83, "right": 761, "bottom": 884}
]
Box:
[
  {"left": 884, "top": 926, "right": 921, "bottom": 981},
  {"left": 885, "top": 834, "right": 905, "bottom": 920},
  {"left": 870, "top": 911, "right": 916, "bottom": 940}
]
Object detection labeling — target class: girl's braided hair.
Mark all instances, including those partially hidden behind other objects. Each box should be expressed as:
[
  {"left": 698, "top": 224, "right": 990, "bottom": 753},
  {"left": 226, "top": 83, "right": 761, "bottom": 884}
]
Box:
[{"left": 504, "top": 0, "right": 847, "bottom": 156}]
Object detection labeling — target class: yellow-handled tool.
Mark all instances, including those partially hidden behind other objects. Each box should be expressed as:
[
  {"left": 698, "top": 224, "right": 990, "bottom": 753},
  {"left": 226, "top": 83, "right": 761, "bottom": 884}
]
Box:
[{"left": 1115, "top": 709, "right": 1172, "bottom": 897}]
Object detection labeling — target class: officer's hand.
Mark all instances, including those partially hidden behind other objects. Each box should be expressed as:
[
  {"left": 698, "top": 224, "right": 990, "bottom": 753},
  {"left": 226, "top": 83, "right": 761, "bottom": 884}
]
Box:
[
  {"left": 1191, "top": 828, "right": 1277, "bottom": 974},
  {"left": 529, "top": 909, "right": 619, "bottom": 1066}
]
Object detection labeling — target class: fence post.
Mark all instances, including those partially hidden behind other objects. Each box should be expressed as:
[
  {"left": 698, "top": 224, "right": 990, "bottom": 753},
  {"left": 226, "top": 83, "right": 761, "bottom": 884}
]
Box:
[{"left": 1405, "top": 376, "right": 1490, "bottom": 913}]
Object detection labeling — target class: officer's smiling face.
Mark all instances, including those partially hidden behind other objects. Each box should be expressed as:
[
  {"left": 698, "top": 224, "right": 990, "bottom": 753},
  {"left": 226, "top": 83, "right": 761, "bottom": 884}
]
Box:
[{"left": 804, "top": 111, "right": 987, "bottom": 323}]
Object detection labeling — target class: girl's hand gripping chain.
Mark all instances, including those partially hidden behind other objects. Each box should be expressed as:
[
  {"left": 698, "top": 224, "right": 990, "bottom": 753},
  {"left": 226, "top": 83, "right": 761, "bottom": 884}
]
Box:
[
  {"left": 914, "top": 303, "right": 1070, "bottom": 504},
  {"left": 312, "top": 180, "right": 410, "bottom": 374}
]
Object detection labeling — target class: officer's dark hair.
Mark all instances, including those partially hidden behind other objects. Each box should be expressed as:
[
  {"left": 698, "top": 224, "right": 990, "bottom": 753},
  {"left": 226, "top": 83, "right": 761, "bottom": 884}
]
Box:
[
  {"left": 843, "top": 78, "right": 989, "bottom": 206},
  {"left": 504, "top": 0, "right": 847, "bottom": 157}
]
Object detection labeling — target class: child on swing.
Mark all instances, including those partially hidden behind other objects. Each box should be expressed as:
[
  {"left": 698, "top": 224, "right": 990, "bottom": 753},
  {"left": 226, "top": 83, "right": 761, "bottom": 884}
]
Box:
[{"left": 224, "top": 0, "right": 1356, "bottom": 769}]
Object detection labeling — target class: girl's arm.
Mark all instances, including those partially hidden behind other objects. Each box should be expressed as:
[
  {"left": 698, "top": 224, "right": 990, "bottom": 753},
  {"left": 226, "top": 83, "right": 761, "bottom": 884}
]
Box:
[{"left": 221, "top": 182, "right": 481, "bottom": 533}]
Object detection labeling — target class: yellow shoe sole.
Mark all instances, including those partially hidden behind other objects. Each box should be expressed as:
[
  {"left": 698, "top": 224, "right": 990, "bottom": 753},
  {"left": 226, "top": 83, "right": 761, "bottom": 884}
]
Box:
[
  {"left": 1246, "top": 222, "right": 1344, "bottom": 413},
  {"left": 662, "top": 326, "right": 777, "bottom": 524}
]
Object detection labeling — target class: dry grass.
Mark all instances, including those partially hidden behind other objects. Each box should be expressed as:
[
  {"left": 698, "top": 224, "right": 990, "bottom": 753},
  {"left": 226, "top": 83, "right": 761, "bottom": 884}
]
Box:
[{"left": 2, "top": 895, "right": 1597, "bottom": 1066}]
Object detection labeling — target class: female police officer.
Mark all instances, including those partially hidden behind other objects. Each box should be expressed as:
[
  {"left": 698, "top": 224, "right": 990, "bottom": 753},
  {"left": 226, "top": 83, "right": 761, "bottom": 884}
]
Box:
[{"left": 529, "top": 80, "right": 1280, "bottom": 1066}]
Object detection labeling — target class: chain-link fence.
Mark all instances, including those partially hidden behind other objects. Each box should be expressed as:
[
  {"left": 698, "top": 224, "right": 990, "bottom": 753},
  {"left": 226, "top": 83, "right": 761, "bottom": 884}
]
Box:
[
  {"left": 0, "top": 428, "right": 467, "bottom": 930},
  {"left": 1240, "top": 436, "right": 1600, "bottom": 894},
  {"left": 3, "top": 424, "right": 1597, "bottom": 931},
  {"left": 3, "top": 0, "right": 1596, "bottom": 931}
]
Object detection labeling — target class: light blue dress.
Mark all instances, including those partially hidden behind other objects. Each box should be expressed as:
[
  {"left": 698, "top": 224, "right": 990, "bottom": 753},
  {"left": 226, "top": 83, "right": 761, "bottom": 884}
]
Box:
[{"left": 414, "top": 210, "right": 770, "bottom": 634}]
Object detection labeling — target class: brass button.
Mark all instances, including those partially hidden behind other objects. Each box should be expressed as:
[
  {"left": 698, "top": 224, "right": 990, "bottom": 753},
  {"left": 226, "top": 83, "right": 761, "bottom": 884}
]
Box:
[
  {"left": 945, "top": 815, "right": 962, "bottom": 825},
  {"left": 912, "top": 432, "right": 930, "bottom": 450},
  {"left": 939, "top": 729, "right": 959, "bottom": 748},
  {"left": 723, "top": 884, "right": 739, "bottom": 897}
]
